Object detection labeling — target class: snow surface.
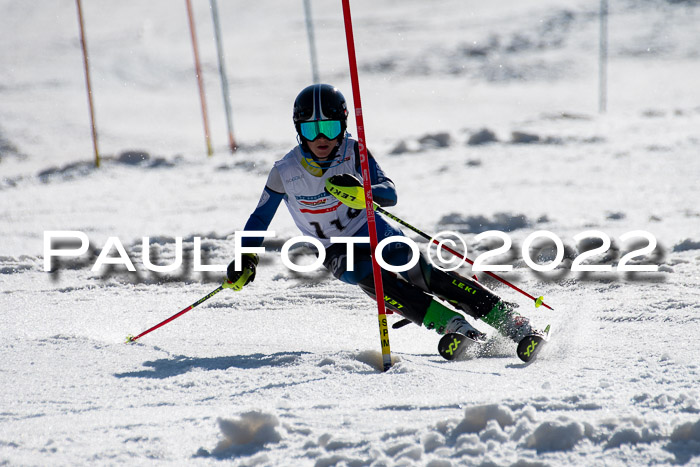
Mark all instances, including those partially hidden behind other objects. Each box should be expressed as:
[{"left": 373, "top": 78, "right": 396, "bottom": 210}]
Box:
[{"left": 1, "top": 0, "right": 700, "bottom": 465}]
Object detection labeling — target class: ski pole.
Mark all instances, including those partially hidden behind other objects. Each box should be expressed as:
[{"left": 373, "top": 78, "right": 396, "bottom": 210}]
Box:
[
  {"left": 373, "top": 204, "right": 553, "bottom": 310},
  {"left": 125, "top": 276, "right": 247, "bottom": 343},
  {"left": 326, "top": 180, "right": 552, "bottom": 310}
]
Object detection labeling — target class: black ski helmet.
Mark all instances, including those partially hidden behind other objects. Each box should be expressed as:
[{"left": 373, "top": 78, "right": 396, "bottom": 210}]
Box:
[{"left": 293, "top": 84, "right": 348, "bottom": 142}]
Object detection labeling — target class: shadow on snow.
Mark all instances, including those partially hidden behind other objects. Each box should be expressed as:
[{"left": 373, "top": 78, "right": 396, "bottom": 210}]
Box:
[{"left": 114, "top": 351, "right": 309, "bottom": 379}]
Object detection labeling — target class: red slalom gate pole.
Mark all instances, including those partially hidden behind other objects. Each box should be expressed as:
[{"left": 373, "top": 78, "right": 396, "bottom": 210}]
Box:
[
  {"left": 75, "top": 0, "right": 100, "bottom": 168},
  {"left": 185, "top": 0, "right": 214, "bottom": 156},
  {"left": 341, "top": 0, "right": 392, "bottom": 372}
]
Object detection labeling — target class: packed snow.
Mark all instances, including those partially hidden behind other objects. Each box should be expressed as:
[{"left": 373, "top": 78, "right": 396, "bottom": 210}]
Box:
[{"left": 1, "top": 0, "right": 699, "bottom": 465}]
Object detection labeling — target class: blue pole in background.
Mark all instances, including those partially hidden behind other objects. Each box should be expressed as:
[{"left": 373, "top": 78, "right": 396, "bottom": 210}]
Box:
[
  {"left": 303, "top": 0, "right": 320, "bottom": 83},
  {"left": 599, "top": 0, "right": 608, "bottom": 113},
  {"left": 210, "top": 0, "right": 237, "bottom": 152}
]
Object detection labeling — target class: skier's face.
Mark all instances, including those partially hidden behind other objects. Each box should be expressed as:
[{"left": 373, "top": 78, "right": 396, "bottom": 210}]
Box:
[{"left": 307, "top": 136, "right": 338, "bottom": 160}]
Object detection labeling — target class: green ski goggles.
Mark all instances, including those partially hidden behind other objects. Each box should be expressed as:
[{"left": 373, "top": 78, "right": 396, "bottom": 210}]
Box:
[{"left": 299, "top": 120, "right": 343, "bottom": 142}]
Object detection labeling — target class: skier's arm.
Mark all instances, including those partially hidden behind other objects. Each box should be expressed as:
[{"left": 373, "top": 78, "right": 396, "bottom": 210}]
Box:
[
  {"left": 354, "top": 143, "right": 397, "bottom": 207},
  {"left": 367, "top": 153, "right": 397, "bottom": 207},
  {"left": 240, "top": 167, "right": 285, "bottom": 248},
  {"left": 225, "top": 168, "right": 285, "bottom": 289}
]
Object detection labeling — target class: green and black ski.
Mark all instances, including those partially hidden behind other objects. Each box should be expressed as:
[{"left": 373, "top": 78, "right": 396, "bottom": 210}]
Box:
[
  {"left": 437, "top": 332, "right": 483, "bottom": 360},
  {"left": 438, "top": 325, "right": 551, "bottom": 362},
  {"left": 516, "top": 325, "right": 551, "bottom": 363}
]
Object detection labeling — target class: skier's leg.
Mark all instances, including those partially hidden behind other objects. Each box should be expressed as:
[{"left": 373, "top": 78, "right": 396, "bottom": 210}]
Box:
[
  {"left": 359, "top": 271, "right": 486, "bottom": 339},
  {"left": 323, "top": 236, "right": 484, "bottom": 339},
  {"left": 406, "top": 255, "right": 499, "bottom": 317},
  {"left": 407, "top": 255, "right": 539, "bottom": 342}
]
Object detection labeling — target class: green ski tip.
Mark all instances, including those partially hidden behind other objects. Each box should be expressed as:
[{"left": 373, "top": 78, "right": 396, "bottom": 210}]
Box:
[
  {"left": 535, "top": 296, "right": 544, "bottom": 308},
  {"left": 125, "top": 334, "right": 135, "bottom": 343}
]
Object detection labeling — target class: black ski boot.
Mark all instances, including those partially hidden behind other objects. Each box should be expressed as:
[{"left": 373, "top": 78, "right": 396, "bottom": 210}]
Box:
[{"left": 482, "top": 301, "right": 548, "bottom": 362}]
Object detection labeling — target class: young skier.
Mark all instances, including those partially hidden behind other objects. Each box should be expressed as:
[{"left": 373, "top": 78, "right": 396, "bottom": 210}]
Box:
[{"left": 226, "top": 83, "right": 541, "bottom": 352}]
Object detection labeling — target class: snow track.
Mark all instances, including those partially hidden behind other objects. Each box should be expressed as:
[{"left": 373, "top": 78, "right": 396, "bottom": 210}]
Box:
[{"left": 2, "top": 0, "right": 700, "bottom": 464}]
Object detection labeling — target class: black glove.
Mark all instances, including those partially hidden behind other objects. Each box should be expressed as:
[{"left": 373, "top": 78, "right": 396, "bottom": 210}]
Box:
[
  {"left": 327, "top": 173, "right": 362, "bottom": 188},
  {"left": 224, "top": 253, "right": 259, "bottom": 291}
]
